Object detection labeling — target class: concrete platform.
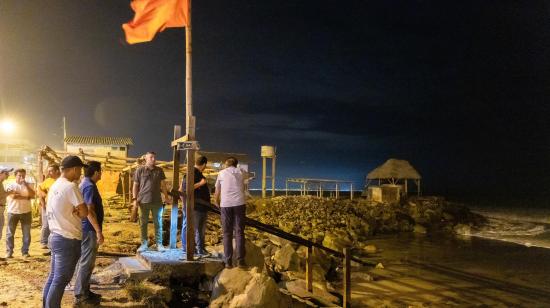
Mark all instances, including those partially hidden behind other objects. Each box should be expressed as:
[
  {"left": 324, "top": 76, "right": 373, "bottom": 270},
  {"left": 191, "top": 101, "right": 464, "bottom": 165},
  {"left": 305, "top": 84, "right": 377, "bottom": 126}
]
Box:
[{"left": 120, "top": 248, "right": 224, "bottom": 282}]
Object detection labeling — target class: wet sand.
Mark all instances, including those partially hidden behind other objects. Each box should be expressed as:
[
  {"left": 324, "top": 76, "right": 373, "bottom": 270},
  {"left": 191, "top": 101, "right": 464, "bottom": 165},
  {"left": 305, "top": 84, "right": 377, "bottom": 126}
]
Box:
[{"left": 347, "top": 233, "right": 550, "bottom": 307}]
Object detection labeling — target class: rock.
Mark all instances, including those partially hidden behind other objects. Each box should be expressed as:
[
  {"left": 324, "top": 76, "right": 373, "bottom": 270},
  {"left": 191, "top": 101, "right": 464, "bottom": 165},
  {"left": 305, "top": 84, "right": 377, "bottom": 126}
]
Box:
[
  {"left": 453, "top": 223, "right": 471, "bottom": 235},
  {"left": 211, "top": 267, "right": 291, "bottom": 308},
  {"left": 273, "top": 243, "right": 300, "bottom": 272},
  {"left": 322, "top": 230, "right": 353, "bottom": 252},
  {"left": 375, "top": 262, "right": 384, "bottom": 269},
  {"left": 414, "top": 224, "right": 427, "bottom": 234},
  {"left": 142, "top": 281, "right": 172, "bottom": 303},
  {"left": 280, "top": 279, "right": 339, "bottom": 305}
]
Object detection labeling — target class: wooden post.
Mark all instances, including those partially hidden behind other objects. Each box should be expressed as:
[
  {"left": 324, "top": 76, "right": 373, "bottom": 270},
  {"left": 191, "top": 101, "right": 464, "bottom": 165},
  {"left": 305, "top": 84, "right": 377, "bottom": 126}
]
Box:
[
  {"left": 170, "top": 126, "right": 181, "bottom": 249},
  {"left": 350, "top": 183, "right": 353, "bottom": 200},
  {"left": 121, "top": 172, "right": 126, "bottom": 204},
  {"left": 405, "top": 179, "right": 408, "bottom": 194},
  {"left": 343, "top": 247, "right": 351, "bottom": 307},
  {"left": 128, "top": 166, "right": 133, "bottom": 205},
  {"left": 184, "top": 0, "right": 196, "bottom": 261},
  {"left": 285, "top": 179, "right": 288, "bottom": 196},
  {"left": 306, "top": 246, "right": 313, "bottom": 292},
  {"left": 336, "top": 183, "right": 339, "bottom": 199}
]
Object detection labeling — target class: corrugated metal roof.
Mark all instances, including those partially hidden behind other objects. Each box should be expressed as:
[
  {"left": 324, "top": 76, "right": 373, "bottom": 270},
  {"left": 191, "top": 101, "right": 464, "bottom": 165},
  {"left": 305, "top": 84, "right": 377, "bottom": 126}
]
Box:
[{"left": 64, "top": 136, "right": 134, "bottom": 146}]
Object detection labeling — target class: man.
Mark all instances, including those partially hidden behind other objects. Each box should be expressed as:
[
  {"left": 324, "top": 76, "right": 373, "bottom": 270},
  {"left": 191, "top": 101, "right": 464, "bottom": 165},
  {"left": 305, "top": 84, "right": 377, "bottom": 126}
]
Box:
[
  {"left": 214, "top": 157, "right": 246, "bottom": 268},
  {"left": 38, "top": 163, "right": 61, "bottom": 250},
  {"left": 43, "top": 155, "right": 88, "bottom": 308},
  {"left": 5, "top": 169, "right": 35, "bottom": 258},
  {"left": 0, "top": 167, "right": 13, "bottom": 244},
  {"left": 179, "top": 155, "right": 210, "bottom": 257},
  {"left": 74, "top": 161, "right": 104, "bottom": 306},
  {"left": 132, "top": 151, "right": 171, "bottom": 252}
]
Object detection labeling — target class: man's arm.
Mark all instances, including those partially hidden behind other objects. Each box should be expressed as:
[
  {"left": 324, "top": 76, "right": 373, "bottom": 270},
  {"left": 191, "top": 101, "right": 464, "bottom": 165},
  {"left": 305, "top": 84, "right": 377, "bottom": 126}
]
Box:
[
  {"left": 37, "top": 185, "right": 47, "bottom": 208},
  {"left": 24, "top": 182, "right": 35, "bottom": 199},
  {"left": 194, "top": 178, "right": 206, "bottom": 190},
  {"left": 74, "top": 202, "right": 88, "bottom": 219},
  {"left": 86, "top": 203, "right": 104, "bottom": 244}
]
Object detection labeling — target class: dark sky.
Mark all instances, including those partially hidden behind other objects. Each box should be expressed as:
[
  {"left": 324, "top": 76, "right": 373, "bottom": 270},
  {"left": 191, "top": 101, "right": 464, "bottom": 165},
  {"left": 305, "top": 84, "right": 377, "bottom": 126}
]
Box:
[{"left": 1, "top": 1, "right": 549, "bottom": 202}]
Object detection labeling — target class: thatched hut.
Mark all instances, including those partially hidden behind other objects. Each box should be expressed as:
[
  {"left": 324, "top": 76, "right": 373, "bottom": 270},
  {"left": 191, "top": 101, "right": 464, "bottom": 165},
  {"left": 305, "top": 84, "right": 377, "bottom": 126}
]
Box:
[{"left": 364, "top": 159, "right": 421, "bottom": 201}]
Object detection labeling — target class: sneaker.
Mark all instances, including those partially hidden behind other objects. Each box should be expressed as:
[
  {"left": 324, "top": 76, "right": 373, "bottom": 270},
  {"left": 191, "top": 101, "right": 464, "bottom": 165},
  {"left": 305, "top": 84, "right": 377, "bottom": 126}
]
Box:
[
  {"left": 65, "top": 283, "right": 73, "bottom": 291},
  {"left": 196, "top": 250, "right": 211, "bottom": 258},
  {"left": 237, "top": 260, "right": 247, "bottom": 269},
  {"left": 22, "top": 253, "right": 31, "bottom": 258},
  {"left": 224, "top": 262, "right": 233, "bottom": 269},
  {"left": 40, "top": 244, "right": 49, "bottom": 249},
  {"left": 74, "top": 295, "right": 100, "bottom": 307},
  {"left": 88, "top": 291, "right": 102, "bottom": 299},
  {"left": 155, "top": 244, "right": 166, "bottom": 251},
  {"left": 137, "top": 243, "right": 148, "bottom": 253}
]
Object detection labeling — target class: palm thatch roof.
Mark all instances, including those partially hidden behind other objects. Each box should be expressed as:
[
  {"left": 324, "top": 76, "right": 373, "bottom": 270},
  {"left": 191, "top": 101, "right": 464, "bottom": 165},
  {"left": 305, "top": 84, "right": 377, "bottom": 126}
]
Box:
[{"left": 367, "top": 158, "right": 421, "bottom": 180}]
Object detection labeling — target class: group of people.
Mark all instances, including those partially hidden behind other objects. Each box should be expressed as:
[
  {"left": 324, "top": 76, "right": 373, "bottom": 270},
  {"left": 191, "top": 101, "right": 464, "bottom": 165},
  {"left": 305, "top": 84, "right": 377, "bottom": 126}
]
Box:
[
  {"left": 132, "top": 152, "right": 247, "bottom": 268},
  {"left": 0, "top": 151, "right": 247, "bottom": 307}
]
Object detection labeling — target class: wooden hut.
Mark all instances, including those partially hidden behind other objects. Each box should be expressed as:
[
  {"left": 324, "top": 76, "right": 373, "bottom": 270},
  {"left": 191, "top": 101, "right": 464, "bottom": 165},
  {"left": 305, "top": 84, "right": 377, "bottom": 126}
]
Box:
[{"left": 363, "top": 159, "right": 421, "bottom": 202}]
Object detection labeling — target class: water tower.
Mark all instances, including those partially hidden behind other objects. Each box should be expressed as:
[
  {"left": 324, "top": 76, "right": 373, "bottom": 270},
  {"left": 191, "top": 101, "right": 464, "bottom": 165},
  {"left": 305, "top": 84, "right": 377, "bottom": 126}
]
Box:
[{"left": 261, "top": 145, "right": 276, "bottom": 198}]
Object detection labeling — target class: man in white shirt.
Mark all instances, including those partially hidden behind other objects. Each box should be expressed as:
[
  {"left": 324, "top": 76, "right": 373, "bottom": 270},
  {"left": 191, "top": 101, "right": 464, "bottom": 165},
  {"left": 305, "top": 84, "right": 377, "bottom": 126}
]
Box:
[
  {"left": 43, "top": 156, "right": 88, "bottom": 308},
  {"left": 214, "top": 157, "right": 246, "bottom": 269},
  {"left": 5, "top": 169, "right": 35, "bottom": 258}
]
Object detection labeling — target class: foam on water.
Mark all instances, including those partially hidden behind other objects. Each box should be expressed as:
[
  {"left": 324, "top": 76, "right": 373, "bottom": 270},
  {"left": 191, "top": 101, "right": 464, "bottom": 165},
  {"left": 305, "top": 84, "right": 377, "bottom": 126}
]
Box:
[{"left": 467, "top": 207, "right": 550, "bottom": 249}]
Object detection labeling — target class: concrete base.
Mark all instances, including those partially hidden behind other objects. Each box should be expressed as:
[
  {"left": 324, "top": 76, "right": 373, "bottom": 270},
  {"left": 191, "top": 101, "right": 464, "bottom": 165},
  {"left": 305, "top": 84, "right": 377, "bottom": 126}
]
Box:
[{"left": 120, "top": 248, "right": 224, "bottom": 282}]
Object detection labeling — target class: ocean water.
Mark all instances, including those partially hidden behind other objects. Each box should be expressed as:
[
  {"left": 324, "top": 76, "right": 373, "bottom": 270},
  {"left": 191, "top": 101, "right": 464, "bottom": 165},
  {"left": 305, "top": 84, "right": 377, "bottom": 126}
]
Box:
[{"left": 467, "top": 206, "right": 550, "bottom": 249}]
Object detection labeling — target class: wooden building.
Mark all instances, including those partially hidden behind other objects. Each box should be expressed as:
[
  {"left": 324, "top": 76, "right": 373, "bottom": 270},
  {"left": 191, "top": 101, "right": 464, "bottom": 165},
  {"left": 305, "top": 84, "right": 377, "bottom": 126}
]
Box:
[{"left": 64, "top": 136, "right": 134, "bottom": 158}]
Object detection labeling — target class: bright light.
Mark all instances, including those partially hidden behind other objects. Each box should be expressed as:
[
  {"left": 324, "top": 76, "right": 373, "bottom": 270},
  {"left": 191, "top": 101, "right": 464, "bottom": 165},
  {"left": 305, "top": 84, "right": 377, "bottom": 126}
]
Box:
[{"left": 0, "top": 120, "right": 15, "bottom": 135}]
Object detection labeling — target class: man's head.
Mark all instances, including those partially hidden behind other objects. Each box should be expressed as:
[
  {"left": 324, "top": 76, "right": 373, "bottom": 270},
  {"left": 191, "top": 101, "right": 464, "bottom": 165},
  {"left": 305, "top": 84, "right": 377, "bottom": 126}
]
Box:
[
  {"left": 0, "top": 167, "right": 13, "bottom": 182},
  {"left": 14, "top": 169, "right": 26, "bottom": 184},
  {"left": 225, "top": 157, "right": 238, "bottom": 168},
  {"left": 195, "top": 156, "right": 208, "bottom": 171},
  {"left": 145, "top": 151, "right": 156, "bottom": 168},
  {"left": 61, "top": 155, "right": 88, "bottom": 182},
  {"left": 84, "top": 161, "right": 102, "bottom": 182},
  {"left": 47, "top": 164, "right": 61, "bottom": 180}
]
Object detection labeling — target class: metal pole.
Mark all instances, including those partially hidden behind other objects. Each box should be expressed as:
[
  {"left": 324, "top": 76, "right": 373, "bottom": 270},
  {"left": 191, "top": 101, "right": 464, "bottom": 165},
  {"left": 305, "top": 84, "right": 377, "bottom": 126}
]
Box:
[
  {"left": 271, "top": 156, "right": 276, "bottom": 197},
  {"left": 262, "top": 157, "right": 266, "bottom": 198},
  {"left": 184, "top": 0, "right": 195, "bottom": 261},
  {"left": 350, "top": 183, "right": 353, "bottom": 200}
]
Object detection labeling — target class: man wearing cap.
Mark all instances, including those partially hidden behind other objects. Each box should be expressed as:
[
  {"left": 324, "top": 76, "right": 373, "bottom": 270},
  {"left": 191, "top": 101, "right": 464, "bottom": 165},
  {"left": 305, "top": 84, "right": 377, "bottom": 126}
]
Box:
[
  {"left": 43, "top": 156, "right": 89, "bottom": 308},
  {"left": 38, "top": 163, "right": 61, "bottom": 251},
  {"left": 132, "top": 151, "right": 171, "bottom": 252},
  {"left": 0, "top": 167, "right": 13, "bottom": 244},
  {"left": 74, "top": 161, "right": 104, "bottom": 306},
  {"left": 5, "top": 168, "right": 35, "bottom": 258}
]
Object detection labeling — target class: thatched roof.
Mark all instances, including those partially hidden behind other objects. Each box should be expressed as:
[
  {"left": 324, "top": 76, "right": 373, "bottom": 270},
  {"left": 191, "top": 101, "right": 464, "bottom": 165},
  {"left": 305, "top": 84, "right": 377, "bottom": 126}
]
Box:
[{"left": 367, "top": 159, "right": 421, "bottom": 180}]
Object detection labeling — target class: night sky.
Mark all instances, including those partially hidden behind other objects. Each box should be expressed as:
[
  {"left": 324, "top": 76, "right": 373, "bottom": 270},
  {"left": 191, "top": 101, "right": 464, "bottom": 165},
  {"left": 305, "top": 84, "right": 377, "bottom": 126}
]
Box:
[{"left": 1, "top": 1, "right": 549, "bottom": 203}]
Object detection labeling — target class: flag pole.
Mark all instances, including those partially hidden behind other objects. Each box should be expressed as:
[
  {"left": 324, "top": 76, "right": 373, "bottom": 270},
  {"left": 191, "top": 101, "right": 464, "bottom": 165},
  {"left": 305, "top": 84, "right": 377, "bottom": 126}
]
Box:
[{"left": 184, "top": 0, "right": 196, "bottom": 261}]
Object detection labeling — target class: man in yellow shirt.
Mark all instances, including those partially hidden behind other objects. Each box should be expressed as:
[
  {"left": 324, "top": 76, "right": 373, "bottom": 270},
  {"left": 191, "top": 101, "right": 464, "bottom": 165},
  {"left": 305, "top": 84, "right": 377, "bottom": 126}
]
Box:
[{"left": 38, "top": 164, "right": 61, "bottom": 250}]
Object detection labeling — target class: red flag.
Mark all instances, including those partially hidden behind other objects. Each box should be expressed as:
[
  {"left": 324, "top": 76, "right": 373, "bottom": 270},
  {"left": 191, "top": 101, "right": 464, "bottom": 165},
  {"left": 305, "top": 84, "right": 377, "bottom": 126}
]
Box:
[{"left": 122, "top": 0, "right": 189, "bottom": 44}]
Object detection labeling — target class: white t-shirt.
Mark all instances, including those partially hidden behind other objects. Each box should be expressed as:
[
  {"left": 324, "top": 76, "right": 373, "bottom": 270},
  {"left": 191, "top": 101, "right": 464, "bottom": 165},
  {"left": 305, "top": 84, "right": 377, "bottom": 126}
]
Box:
[
  {"left": 215, "top": 166, "right": 245, "bottom": 207},
  {"left": 6, "top": 182, "right": 32, "bottom": 214},
  {"left": 46, "top": 177, "right": 84, "bottom": 240}
]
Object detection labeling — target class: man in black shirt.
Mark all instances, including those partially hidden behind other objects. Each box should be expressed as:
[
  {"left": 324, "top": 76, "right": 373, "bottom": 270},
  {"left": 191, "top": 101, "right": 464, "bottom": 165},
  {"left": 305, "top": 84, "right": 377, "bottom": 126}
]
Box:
[{"left": 179, "top": 155, "right": 211, "bottom": 257}]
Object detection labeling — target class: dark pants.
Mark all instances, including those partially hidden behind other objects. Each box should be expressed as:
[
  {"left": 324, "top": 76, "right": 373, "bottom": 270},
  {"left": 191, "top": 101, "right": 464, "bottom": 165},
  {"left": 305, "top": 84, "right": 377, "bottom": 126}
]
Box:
[
  {"left": 194, "top": 210, "right": 208, "bottom": 253},
  {"left": 221, "top": 205, "right": 246, "bottom": 265},
  {"left": 74, "top": 231, "right": 98, "bottom": 298},
  {"left": 6, "top": 212, "right": 32, "bottom": 255},
  {"left": 43, "top": 233, "right": 81, "bottom": 308}
]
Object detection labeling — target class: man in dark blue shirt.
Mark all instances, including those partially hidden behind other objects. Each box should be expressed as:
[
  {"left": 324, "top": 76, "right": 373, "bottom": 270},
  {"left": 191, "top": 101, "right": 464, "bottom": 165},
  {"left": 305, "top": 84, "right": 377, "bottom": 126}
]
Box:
[{"left": 74, "top": 161, "right": 104, "bottom": 306}]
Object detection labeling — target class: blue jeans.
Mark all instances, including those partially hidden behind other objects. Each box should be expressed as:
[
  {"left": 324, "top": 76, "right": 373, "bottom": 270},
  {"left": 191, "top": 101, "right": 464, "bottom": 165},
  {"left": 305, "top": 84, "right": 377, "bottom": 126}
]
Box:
[
  {"left": 40, "top": 206, "right": 50, "bottom": 246},
  {"left": 6, "top": 212, "right": 32, "bottom": 255},
  {"left": 74, "top": 231, "right": 98, "bottom": 298},
  {"left": 181, "top": 208, "right": 207, "bottom": 253},
  {"left": 139, "top": 202, "right": 163, "bottom": 246},
  {"left": 0, "top": 206, "right": 5, "bottom": 241},
  {"left": 43, "top": 233, "right": 81, "bottom": 308}
]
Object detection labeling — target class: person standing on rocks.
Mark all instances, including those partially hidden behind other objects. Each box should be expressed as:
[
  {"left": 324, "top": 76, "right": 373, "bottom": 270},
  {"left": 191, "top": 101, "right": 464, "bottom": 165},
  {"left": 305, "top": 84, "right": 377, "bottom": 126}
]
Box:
[
  {"left": 43, "top": 155, "right": 89, "bottom": 308},
  {"left": 5, "top": 168, "right": 35, "bottom": 258},
  {"left": 179, "top": 155, "right": 211, "bottom": 257},
  {"left": 132, "top": 151, "right": 171, "bottom": 252},
  {"left": 38, "top": 163, "right": 61, "bottom": 252},
  {"left": 74, "top": 161, "right": 104, "bottom": 306},
  {"left": 0, "top": 167, "right": 13, "bottom": 246},
  {"left": 214, "top": 157, "right": 246, "bottom": 268}
]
